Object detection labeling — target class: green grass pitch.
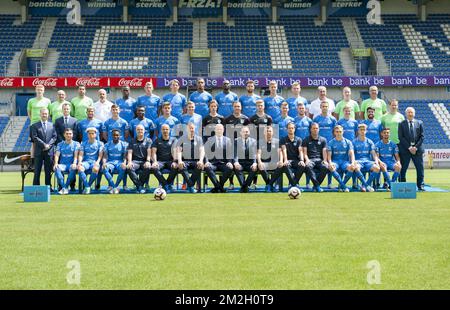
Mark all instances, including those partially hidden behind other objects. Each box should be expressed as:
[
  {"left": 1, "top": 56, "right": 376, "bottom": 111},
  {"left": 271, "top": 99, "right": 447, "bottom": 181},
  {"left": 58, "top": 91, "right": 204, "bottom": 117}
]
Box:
[{"left": 0, "top": 170, "right": 449, "bottom": 289}]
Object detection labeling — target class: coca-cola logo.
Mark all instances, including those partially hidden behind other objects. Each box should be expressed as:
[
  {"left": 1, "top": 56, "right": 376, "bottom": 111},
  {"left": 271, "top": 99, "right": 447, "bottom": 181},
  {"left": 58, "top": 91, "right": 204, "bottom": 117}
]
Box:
[
  {"left": 76, "top": 78, "right": 101, "bottom": 87},
  {"left": 118, "top": 78, "right": 144, "bottom": 87},
  {"left": 0, "top": 78, "right": 15, "bottom": 87},
  {"left": 32, "top": 78, "right": 58, "bottom": 87}
]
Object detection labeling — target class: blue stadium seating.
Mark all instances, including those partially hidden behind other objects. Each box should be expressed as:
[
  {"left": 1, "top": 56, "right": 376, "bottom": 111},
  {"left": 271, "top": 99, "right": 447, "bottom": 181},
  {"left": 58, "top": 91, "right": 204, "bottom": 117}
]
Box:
[
  {"left": 0, "top": 116, "right": 9, "bottom": 137},
  {"left": 13, "top": 118, "right": 31, "bottom": 152},
  {"left": 0, "top": 15, "right": 42, "bottom": 72},
  {"left": 208, "top": 16, "right": 348, "bottom": 76},
  {"left": 356, "top": 14, "right": 450, "bottom": 76},
  {"left": 50, "top": 16, "right": 192, "bottom": 77}
]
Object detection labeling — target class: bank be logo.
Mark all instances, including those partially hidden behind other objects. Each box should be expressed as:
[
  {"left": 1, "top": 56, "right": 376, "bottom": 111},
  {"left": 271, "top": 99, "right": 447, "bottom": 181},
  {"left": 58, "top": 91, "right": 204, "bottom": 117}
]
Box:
[
  {"left": 66, "top": 0, "right": 82, "bottom": 25},
  {"left": 366, "top": 0, "right": 381, "bottom": 25}
]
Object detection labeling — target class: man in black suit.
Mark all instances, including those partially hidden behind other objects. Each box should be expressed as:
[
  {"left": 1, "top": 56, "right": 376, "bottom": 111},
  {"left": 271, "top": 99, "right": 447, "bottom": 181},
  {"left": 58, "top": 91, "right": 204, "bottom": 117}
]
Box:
[
  {"left": 54, "top": 102, "right": 78, "bottom": 144},
  {"left": 30, "top": 108, "right": 57, "bottom": 187},
  {"left": 398, "top": 107, "right": 425, "bottom": 191}
]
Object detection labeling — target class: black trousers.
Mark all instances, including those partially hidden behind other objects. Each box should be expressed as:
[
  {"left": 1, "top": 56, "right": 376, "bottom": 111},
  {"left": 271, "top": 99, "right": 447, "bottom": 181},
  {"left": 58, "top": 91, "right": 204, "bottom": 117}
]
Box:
[
  {"left": 179, "top": 161, "right": 202, "bottom": 188},
  {"left": 235, "top": 161, "right": 257, "bottom": 188},
  {"left": 127, "top": 161, "right": 151, "bottom": 188},
  {"left": 151, "top": 161, "right": 177, "bottom": 186},
  {"left": 33, "top": 151, "right": 53, "bottom": 187},
  {"left": 305, "top": 159, "right": 328, "bottom": 187},
  {"left": 399, "top": 151, "right": 424, "bottom": 188},
  {"left": 284, "top": 160, "right": 306, "bottom": 186},
  {"left": 204, "top": 162, "right": 233, "bottom": 189}
]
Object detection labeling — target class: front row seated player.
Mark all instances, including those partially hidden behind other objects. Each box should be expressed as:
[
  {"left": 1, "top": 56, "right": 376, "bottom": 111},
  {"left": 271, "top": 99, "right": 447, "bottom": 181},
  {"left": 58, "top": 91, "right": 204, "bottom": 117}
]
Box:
[
  {"left": 280, "top": 122, "right": 305, "bottom": 189},
  {"left": 352, "top": 123, "right": 380, "bottom": 192},
  {"left": 326, "top": 125, "right": 356, "bottom": 192},
  {"left": 257, "top": 126, "right": 283, "bottom": 193},
  {"left": 302, "top": 123, "right": 329, "bottom": 192},
  {"left": 203, "top": 124, "right": 234, "bottom": 193},
  {"left": 53, "top": 128, "right": 80, "bottom": 195},
  {"left": 176, "top": 122, "right": 204, "bottom": 193},
  {"left": 102, "top": 129, "right": 128, "bottom": 194},
  {"left": 375, "top": 127, "right": 402, "bottom": 191},
  {"left": 126, "top": 124, "right": 152, "bottom": 194},
  {"left": 150, "top": 124, "right": 178, "bottom": 193},
  {"left": 77, "top": 127, "right": 104, "bottom": 194},
  {"left": 234, "top": 126, "right": 258, "bottom": 193}
]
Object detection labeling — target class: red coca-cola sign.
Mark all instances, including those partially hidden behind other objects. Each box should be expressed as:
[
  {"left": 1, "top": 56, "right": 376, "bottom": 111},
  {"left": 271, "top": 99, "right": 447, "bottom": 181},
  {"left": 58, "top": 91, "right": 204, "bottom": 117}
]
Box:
[
  {"left": 0, "top": 76, "right": 157, "bottom": 88},
  {"left": 75, "top": 77, "right": 101, "bottom": 87},
  {"left": 0, "top": 77, "right": 21, "bottom": 88},
  {"left": 32, "top": 77, "right": 58, "bottom": 87},
  {"left": 110, "top": 77, "right": 155, "bottom": 88}
]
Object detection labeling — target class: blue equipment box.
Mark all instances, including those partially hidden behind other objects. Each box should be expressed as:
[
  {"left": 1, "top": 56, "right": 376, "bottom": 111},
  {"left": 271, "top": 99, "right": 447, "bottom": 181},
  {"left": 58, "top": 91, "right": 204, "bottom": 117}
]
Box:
[
  {"left": 391, "top": 182, "right": 417, "bottom": 199},
  {"left": 23, "top": 185, "right": 51, "bottom": 202}
]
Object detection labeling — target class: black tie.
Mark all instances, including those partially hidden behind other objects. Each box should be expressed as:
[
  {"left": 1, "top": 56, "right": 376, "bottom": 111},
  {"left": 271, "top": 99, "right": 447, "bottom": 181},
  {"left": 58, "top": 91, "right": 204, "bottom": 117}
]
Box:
[
  {"left": 64, "top": 117, "right": 68, "bottom": 127},
  {"left": 409, "top": 121, "right": 415, "bottom": 143},
  {"left": 43, "top": 122, "right": 47, "bottom": 134},
  {"left": 245, "top": 139, "right": 249, "bottom": 158}
]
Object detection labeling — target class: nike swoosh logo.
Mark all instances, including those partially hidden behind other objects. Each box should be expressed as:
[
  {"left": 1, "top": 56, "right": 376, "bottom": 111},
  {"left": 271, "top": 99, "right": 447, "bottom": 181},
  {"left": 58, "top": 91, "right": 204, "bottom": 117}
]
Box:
[{"left": 4, "top": 155, "right": 24, "bottom": 164}]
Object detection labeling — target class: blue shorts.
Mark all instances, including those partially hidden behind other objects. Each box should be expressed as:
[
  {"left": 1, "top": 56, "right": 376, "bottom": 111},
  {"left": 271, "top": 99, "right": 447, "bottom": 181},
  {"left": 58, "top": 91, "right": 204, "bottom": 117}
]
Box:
[
  {"left": 104, "top": 161, "right": 124, "bottom": 173},
  {"left": 81, "top": 161, "right": 99, "bottom": 172},
  {"left": 357, "top": 160, "right": 376, "bottom": 172},
  {"left": 56, "top": 164, "right": 73, "bottom": 173},
  {"left": 332, "top": 160, "right": 351, "bottom": 172},
  {"left": 382, "top": 160, "right": 396, "bottom": 171}
]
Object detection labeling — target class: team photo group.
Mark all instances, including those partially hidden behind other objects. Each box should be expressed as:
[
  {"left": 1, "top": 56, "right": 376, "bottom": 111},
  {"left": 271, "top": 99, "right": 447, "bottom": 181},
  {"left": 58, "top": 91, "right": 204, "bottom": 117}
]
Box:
[{"left": 28, "top": 77, "right": 425, "bottom": 195}]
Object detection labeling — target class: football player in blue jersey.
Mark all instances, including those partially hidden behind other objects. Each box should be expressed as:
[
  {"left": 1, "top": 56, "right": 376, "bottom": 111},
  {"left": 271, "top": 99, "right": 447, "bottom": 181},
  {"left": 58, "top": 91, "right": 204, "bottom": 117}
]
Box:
[
  {"left": 326, "top": 125, "right": 356, "bottom": 192},
  {"left": 115, "top": 86, "right": 136, "bottom": 124},
  {"left": 77, "top": 106, "right": 103, "bottom": 142},
  {"left": 189, "top": 78, "right": 213, "bottom": 118},
  {"left": 363, "top": 107, "right": 383, "bottom": 145},
  {"left": 77, "top": 127, "right": 104, "bottom": 194},
  {"left": 376, "top": 127, "right": 402, "bottom": 190},
  {"left": 274, "top": 102, "right": 294, "bottom": 140},
  {"left": 286, "top": 82, "right": 308, "bottom": 119},
  {"left": 154, "top": 102, "right": 181, "bottom": 139},
  {"left": 181, "top": 101, "right": 203, "bottom": 136},
  {"left": 134, "top": 81, "right": 161, "bottom": 122},
  {"left": 215, "top": 79, "right": 238, "bottom": 118},
  {"left": 264, "top": 80, "right": 284, "bottom": 120},
  {"left": 102, "top": 104, "right": 129, "bottom": 142},
  {"left": 352, "top": 123, "right": 380, "bottom": 192},
  {"left": 239, "top": 80, "right": 261, "bottom": 118},
  {"left": 101, "top": 129, "right": 128, "bottom": 194},
  {"left": 294, "top": 102, "right": 313, "bottom": 141},
  {"left": 53, "top": 128, "right": 80, "bottom": 195},
  {"left": 129, "top": 106, "right": 156, "bottom": 140},
  {"left": 337, "top": 104, "right": 358, "bottom": 141},
  {"left": 162, "top": 79, "right": 186, "bottom": 121}
]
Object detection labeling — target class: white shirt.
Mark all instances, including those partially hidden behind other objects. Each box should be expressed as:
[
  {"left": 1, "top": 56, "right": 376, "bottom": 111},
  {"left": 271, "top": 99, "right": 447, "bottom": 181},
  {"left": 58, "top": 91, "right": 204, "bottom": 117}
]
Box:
[
  {"left": 93, "top": 100, "right": 113, "bottom": 122},
  {"left": 308, "top": 97, "right": 335, "bottom": 119}
]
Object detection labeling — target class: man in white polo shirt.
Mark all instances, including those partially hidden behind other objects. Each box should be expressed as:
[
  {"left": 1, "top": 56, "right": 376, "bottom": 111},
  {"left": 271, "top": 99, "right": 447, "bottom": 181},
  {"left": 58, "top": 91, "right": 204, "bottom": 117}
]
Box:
[
  {"left": 308, "top": 86, "right": 335, "bottom": 119},
  {"left": 94, "top": 89, "right": 113, "bottom": 122}
]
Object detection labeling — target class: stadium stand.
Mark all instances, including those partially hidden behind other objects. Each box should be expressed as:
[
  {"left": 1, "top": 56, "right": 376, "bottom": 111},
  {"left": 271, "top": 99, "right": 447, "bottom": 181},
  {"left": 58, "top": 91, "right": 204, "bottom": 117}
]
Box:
[
  {"left": 0, "top": 116, "right": 9, "bottom": 137},
  {"left": 356, "top": 14, "right": 450, "bottom": 75},
  {"left": 0, "top": 15, "right": 42, "bottom": 74},
  {"left": 208, "top": 16, "right": 347, "bottom": 76},
  {"left": 49, "top": 16, "right": 193, "bottom": 77},
  {"left": 12, "top": 118, "right": 31, "bottom": 152}
]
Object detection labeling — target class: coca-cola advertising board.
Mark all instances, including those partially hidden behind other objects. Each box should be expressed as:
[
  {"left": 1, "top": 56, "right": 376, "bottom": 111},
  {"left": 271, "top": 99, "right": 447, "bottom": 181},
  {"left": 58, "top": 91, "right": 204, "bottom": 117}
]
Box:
[{"left": 1, "top": 77, "right": 157, "bottom": 88}]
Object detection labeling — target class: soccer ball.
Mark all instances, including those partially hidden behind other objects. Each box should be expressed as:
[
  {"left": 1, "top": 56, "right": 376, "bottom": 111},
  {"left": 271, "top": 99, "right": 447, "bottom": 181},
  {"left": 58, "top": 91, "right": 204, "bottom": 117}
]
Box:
[
  {"left": 288, "top": 186, "right": 301, "bottom": 199},
  {"left": 154, "top": 188, "right": 167, "bottom": 200}
]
